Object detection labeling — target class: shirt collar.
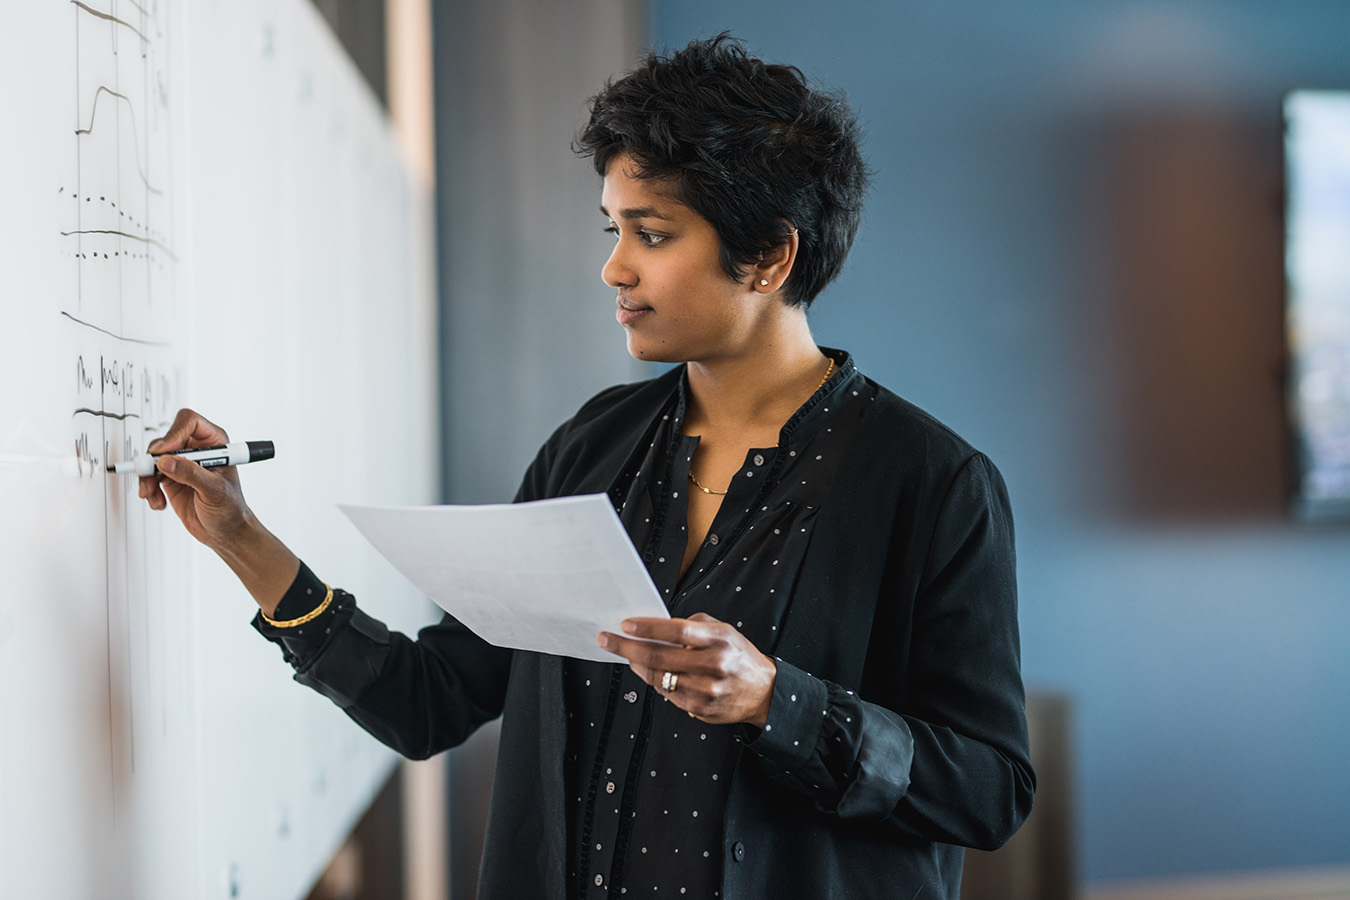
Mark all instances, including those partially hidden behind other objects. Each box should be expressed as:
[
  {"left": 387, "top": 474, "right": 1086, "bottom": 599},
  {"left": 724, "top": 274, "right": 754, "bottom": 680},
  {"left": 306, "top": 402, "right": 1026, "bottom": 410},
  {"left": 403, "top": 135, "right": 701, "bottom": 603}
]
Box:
[
  {"left": 779, "top": 347, "right": 861, "bottom": 445},
  {"left": 671, "top": 347, "right": 863, "bottom": 448}
]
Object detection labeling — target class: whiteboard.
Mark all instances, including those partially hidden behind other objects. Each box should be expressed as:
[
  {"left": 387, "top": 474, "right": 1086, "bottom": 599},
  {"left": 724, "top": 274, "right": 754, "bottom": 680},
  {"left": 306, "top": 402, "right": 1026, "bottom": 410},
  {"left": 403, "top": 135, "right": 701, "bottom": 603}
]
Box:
[{"left": 0, "top": 2, "right": 439, "bottom": 898}]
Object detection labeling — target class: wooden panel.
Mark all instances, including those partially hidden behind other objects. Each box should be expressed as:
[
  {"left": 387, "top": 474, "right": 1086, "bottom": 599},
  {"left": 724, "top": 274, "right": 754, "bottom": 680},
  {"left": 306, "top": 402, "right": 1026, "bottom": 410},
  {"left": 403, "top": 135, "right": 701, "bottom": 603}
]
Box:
[
  {"left": 962, "top": 691, "right": 1077, "bottom": 900},
  {"left": 1087, "top": 866, "right": 1350, "bottom": 900}
]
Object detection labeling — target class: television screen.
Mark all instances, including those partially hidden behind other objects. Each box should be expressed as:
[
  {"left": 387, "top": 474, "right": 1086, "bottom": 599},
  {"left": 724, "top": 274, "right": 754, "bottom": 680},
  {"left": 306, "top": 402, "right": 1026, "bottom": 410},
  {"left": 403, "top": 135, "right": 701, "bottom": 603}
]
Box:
[{"left": 1286, "top": 90, "right": 1350, "bottom": 521}]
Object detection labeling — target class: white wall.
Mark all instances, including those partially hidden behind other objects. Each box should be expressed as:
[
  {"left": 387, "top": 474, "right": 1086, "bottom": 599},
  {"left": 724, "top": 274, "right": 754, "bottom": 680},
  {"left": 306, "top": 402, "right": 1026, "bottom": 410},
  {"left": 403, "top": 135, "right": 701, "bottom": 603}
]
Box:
[{"left": 0, "top": 2, "right": 438, "bottom": 897}]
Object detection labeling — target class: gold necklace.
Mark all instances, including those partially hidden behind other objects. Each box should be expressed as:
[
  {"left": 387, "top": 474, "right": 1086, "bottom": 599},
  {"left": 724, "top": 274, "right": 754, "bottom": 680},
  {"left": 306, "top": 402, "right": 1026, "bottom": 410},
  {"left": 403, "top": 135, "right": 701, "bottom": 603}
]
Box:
[
  {"left": 816, "top": 357, "right": 836, "bottom": 391},
  {"left": 687, "top": 469, "right": 727, "bottom": 495},
  {"left": 686, "top": 357, "right": 835, "bottom": 496}
]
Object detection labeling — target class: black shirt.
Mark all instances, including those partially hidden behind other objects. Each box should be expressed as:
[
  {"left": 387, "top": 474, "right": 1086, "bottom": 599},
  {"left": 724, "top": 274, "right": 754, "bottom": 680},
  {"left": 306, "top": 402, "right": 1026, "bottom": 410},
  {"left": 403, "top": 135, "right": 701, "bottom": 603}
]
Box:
[
  {"left": 253, "top": 348, "right": 1034, "bottom": 900},
  {"left": 565, "top": 351, "right": 869, "bottom": 898},
  {"left": 261, "top": 353, "right": 874, "bottom": 899}
]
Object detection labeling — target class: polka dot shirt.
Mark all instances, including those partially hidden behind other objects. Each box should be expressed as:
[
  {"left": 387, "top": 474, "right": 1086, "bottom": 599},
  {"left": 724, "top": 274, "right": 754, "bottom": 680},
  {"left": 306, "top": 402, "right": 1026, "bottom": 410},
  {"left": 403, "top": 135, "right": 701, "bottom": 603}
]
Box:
[{"left": 564, "top": 351, "right": 873, "bottom": 898}]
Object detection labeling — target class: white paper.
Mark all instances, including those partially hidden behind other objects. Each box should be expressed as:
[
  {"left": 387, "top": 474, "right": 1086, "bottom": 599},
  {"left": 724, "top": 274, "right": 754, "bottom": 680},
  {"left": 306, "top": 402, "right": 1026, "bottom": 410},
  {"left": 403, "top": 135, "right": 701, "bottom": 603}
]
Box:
[{"left": 339, "top": 494, "right": 669, "bottom": 663}]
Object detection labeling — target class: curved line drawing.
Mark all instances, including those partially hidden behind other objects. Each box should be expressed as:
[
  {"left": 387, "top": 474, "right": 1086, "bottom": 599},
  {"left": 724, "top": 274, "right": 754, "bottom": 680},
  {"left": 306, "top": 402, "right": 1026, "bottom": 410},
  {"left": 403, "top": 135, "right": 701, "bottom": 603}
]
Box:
[
  {"left": 61, "top": 228, "right": 177, "bottom": 261},
  {"left": 71, "top": 1, "right": 148, "bottom": 43},
  {"left": 75, "top": 86, "right": 166, "bottom": 197},
  {"left": 60, "top": 311, "right": 172, "bottom": 347},
  {"left": 73, "top": 408, "right": 143, "bottom": 421}
]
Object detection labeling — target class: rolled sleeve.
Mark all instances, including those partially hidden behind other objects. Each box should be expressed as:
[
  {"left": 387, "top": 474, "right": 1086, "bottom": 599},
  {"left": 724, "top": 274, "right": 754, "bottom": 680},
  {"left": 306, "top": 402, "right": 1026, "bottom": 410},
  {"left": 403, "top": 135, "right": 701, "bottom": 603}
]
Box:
[
  {"left": 745, "top": 658, "right": 829, "bottom": 771},
  {"left": 251, "top": 561, "right": 345, "bottom": 668},
  {"left": 251, "top": 561, "right": 393, "bottom": 708},
  {"left": 742, "top": 659, "right": 903, "bottom": 814}
]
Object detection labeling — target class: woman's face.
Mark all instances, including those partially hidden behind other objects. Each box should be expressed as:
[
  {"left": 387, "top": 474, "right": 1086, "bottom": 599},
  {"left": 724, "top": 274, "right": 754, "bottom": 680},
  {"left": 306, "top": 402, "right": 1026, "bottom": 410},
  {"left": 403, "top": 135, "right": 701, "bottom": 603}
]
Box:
[{"left": 601, "top": 154, "right": 766, "bottom": 364}]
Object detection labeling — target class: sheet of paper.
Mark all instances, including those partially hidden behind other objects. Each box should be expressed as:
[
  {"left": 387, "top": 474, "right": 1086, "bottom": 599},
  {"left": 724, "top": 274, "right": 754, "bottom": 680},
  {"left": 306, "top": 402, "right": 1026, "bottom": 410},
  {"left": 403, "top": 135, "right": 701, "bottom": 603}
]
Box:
[{"left": 339, "top": 494, "right": 669, "bottom": 663}]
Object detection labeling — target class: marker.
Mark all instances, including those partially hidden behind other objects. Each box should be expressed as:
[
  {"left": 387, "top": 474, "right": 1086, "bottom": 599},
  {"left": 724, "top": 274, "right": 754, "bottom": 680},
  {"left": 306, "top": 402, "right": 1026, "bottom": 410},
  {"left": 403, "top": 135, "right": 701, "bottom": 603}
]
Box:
[{"left": 106, "top": 441, "right": 275, "bottom": 477}]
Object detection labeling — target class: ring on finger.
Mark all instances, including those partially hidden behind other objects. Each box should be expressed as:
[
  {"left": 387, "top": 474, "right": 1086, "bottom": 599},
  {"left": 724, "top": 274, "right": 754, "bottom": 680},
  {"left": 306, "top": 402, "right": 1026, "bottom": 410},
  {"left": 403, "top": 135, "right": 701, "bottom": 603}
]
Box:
[{"left": 661, "top": 671, "right": 679, "bottom": 693}]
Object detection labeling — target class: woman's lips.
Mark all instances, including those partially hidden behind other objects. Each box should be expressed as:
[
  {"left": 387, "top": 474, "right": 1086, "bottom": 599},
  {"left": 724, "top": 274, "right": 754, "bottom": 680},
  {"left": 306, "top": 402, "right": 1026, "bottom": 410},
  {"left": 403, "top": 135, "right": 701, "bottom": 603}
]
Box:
[{"left": 616, "top": 300, "right": 651, "bottom": 326}]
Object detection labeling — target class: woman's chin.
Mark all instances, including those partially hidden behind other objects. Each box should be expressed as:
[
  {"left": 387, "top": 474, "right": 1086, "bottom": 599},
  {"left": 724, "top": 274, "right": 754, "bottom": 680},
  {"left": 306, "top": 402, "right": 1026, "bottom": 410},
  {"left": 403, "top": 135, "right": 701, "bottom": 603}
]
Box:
[{"left": 624, "top": 334, "right": 685, "bottom": 365}]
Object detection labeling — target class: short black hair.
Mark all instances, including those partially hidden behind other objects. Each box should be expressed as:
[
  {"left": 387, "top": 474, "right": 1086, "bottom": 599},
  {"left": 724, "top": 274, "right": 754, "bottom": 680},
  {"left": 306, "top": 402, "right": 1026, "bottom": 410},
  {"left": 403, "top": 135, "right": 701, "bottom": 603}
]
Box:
[{"left": 575, "top": 33, "right": 868, "bottom": 309}]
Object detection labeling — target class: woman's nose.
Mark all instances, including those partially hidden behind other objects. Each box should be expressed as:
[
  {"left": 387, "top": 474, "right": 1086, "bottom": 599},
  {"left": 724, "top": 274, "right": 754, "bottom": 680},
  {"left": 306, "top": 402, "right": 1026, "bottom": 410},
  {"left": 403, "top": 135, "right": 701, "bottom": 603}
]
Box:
[{"left": 601, "top": 240, "right": 635, "bottom": 288}]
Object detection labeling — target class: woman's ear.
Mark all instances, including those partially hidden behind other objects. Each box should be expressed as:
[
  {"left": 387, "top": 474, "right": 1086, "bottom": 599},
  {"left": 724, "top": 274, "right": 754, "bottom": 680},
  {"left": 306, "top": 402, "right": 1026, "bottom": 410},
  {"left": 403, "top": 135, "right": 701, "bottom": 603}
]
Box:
[{"left": 752, "top": 226, "right": 799, "bottom": 294}]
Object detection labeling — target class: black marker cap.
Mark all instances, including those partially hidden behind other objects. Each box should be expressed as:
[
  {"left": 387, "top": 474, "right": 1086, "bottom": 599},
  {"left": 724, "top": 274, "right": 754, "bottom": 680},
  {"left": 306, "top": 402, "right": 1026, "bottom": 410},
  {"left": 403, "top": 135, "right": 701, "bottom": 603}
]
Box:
[{"left": 246, "top": 440, "right": 275, "bottom": 462}]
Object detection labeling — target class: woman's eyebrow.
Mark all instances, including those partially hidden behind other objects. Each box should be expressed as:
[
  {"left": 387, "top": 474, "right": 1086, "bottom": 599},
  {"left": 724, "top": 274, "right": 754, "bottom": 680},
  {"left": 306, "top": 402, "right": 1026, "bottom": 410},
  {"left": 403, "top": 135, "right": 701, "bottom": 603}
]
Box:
[{"left": 599, "top": 204, "right": 675, "bottom": 221}]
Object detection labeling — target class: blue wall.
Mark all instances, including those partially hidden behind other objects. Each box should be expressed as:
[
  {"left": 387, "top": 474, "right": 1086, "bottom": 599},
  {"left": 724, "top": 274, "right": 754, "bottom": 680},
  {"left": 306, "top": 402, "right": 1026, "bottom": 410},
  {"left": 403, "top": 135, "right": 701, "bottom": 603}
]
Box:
[{"left": 653, "top": 1, "right": 1350, "bottom": 885}]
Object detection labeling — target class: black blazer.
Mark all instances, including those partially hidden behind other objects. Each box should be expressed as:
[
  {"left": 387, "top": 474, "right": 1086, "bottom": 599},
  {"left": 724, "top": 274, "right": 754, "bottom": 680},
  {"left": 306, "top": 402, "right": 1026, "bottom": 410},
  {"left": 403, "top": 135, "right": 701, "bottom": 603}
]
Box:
[{"left": 293, "top": 364, "right": 1034, "bottom": 899}]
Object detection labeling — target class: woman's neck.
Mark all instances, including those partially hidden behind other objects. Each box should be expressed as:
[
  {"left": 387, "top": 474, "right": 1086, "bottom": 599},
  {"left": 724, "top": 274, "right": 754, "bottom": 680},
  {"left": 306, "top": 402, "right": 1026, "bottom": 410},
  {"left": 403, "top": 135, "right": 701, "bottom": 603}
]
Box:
[{"left": 684, "top": 315, "right": 829, "bottom": 434}]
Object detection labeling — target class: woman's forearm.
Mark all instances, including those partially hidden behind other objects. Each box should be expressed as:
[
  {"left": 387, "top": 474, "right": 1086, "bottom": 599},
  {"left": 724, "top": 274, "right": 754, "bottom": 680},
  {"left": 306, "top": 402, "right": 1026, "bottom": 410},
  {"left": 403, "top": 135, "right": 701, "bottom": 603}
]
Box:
[{"left": 213, "top": 514, "right": 301, "bottom": 617}]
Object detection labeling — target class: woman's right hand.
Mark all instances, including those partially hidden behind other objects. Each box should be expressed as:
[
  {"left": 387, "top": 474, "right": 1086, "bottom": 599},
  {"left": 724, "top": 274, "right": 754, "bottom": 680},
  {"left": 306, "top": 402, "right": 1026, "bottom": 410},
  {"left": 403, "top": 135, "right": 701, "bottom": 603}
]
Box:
[
  {"left": 141, "top": 407, "right": 300, "bottom": 615},
  {"left": 140, "top": 407, "right": 253, "bottom": 552}
]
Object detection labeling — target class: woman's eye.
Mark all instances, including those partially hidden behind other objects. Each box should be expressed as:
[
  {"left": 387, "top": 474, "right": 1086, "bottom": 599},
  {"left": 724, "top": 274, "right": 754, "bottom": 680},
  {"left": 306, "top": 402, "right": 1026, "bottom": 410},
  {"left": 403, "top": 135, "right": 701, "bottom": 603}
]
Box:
[{"left": 603, "top": 224, "right": 666, "bottom": 246}]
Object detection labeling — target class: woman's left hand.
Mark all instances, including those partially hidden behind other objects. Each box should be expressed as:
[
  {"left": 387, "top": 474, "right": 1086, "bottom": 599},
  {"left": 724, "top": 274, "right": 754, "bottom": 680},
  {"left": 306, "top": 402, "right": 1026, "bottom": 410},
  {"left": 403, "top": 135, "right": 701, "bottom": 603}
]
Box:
[{"left": 599, "top": 613, "right": 778, "bottom": 727}]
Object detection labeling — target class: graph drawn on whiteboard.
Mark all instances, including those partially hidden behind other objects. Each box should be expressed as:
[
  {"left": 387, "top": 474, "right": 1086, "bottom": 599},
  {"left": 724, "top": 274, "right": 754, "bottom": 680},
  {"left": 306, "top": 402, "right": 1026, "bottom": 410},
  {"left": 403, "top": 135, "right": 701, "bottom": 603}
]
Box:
[
  {"left": 60, "top": 0, "right": 188, "bottom": 837},
  {"left": 5, "top": 2, "right": 438, "bottom": 895}
]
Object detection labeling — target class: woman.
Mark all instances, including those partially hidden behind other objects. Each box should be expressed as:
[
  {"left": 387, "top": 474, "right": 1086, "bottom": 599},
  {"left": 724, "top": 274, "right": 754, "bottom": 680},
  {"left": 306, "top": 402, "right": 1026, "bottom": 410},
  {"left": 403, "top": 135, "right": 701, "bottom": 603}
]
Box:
[{"left": 141, "top": 35, "right": 1033, "bottom": 900}]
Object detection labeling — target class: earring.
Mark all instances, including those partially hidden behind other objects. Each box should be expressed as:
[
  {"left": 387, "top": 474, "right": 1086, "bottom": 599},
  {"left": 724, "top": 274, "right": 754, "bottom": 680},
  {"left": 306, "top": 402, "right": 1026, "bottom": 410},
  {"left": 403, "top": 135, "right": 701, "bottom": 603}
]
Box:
[{"left": 759, "top": 279, "right": 769, "bottom": 286}]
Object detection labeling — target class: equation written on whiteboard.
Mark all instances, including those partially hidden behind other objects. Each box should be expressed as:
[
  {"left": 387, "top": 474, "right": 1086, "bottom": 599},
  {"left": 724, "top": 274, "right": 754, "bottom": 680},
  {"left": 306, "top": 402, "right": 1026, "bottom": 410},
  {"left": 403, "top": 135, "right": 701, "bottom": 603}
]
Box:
[{"left": 73, "top": 354, "right": 175, "bottom": 476}]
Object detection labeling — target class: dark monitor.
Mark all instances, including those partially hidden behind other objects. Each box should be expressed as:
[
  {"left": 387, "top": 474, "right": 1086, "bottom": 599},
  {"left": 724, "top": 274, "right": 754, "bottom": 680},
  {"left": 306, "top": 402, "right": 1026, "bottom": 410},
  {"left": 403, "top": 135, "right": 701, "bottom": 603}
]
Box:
[{"left": 1285, "top": 90, "right": 1350, "bottom": 521}]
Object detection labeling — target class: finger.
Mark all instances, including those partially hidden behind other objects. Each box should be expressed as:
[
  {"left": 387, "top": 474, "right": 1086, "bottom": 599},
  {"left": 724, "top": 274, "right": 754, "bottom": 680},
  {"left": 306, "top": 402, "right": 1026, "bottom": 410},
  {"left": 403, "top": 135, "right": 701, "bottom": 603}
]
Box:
[
  {"left": 629, "top": 663, "right": 662, "bottom": 691},
  {"left": 156, "top": 454, "right": 228, "bottom": 501},
  {"left": 143, "top": 478, "right": 169, "bottom": 511},
  {"left": 628, "top": 663, "right": 695, "bottom": 705},
  {"left": 620, "top": 616, "right": 727, "bottom": 648},
  {"left": 136, "top": 466, "right": 166, "bottom": 507},
  {"left": 631, "top": 666, "right": 727, "bottom": 720},
  {"left": 159, "top": 478, "right": 189, "bottom": 512},
  {"left": 148, "top": 407, "right": 229, "bottom": 454},
  {"left": 598, "top": 631, "right": 699, "bottom": 673},
  {"left": 138, "top": 469, "right": 163, "bottom": 499}
]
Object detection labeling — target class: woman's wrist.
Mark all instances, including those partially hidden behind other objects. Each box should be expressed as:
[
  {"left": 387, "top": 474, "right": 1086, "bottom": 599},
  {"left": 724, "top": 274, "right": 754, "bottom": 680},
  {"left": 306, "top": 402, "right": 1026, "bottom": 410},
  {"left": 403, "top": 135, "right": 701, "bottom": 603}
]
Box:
[
  {"left": 213, "top": 514, "right": 301, "bottom": 617},
  {"left": 743, "top": 654, "right": 777, "bottom": 729}
]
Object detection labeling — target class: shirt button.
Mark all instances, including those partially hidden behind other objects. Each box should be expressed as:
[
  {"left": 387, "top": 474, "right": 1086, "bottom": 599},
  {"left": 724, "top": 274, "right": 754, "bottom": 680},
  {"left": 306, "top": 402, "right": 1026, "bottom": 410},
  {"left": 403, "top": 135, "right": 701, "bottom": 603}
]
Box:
[
  {"left": 708, "top": 533, "right": 719, "bottom": 546},
  {"left": 606, "top": 781, "right": 616, "bottom": 794},
  {"left": 731, "top": 841, "right": 746, "bottom": 862},
  {"left": 595, "top": 874, "right": 604, "bottom": 886},
  {"left": 753, "top": 453, "right": 765, "bottom": 466},
  {"left": 624, "top": 690, "right": 638, "bottom": 703}
]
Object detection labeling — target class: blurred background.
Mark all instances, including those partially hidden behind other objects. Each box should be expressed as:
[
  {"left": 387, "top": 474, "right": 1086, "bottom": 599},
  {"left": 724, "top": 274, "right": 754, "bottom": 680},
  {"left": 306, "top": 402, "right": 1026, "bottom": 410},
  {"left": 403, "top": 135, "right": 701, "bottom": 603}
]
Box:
[{"left": 313, "top": 0, "right": 1350, "bottom": 897}]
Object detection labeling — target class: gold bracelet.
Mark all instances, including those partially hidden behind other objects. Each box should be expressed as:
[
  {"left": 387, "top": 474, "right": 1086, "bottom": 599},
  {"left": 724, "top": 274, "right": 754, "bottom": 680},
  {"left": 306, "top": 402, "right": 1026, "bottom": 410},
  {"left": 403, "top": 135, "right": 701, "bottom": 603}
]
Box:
[{"left": 261, "top": 584, "right": 334, "bottom": 628}]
